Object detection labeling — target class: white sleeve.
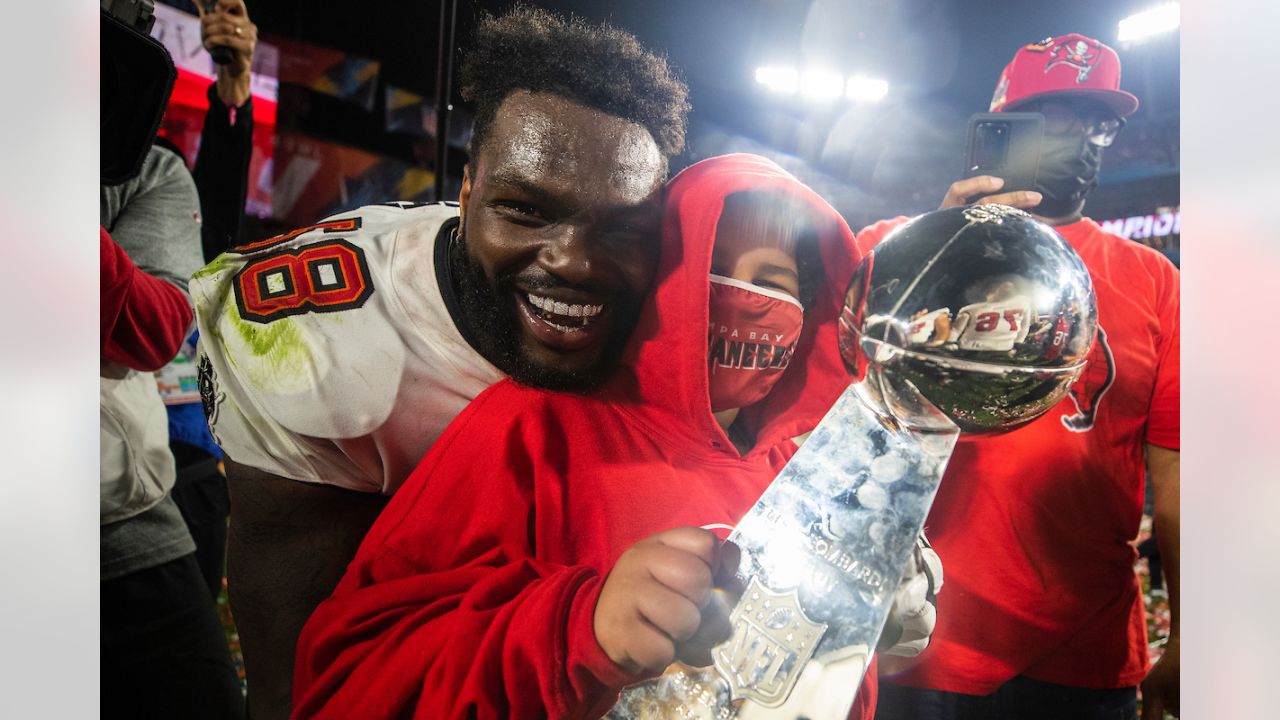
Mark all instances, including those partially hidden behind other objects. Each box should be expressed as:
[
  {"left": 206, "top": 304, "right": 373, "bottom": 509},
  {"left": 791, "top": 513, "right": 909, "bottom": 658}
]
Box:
[
  {"left": 189, "top": 206, "right": 414, "bottom": 493},
  {"left": 191, "top": 203, "right": 495, "bottom": 495}
]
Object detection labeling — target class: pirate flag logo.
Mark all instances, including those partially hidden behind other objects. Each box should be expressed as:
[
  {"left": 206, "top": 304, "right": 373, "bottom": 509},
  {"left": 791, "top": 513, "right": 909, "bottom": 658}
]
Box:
[
  {"left": 713, "top": 576, "right": 828, "bottom": 708},
  {"left": 1046, "top": 38, "right": 1102, "bottom": 83},
  {"left": 1061, "top": 326, "right": 1115, "bottom": 432},
  {"left": 198, "top": 353, "right": 225, "bottom": 441}
]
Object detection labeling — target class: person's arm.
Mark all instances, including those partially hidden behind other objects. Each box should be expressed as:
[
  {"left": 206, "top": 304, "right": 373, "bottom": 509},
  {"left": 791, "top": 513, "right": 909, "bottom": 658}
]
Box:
[
  {"left": 224, "top": 461, "right": 388, "bottom": 720},
  {"left": 101, "top": 227, "right": 193, "bottom": 371},
  {"left": 101, "top": 146, "right": 204, "bottom": 367},
  {"left": 292, "top": 394, "right": 670, "bottom": 719},
  {"left": 193, "top": 84, "right": 253, "bottom": 261},
  {"left": 1141, "top": 444, "right": 1179, "bottom": 720},
  {"left": 1140, "top": 253, "right": 1180, "bottom": 719},
  {"left": 193, "top": 0, "right": 257, "bottom": 260}
]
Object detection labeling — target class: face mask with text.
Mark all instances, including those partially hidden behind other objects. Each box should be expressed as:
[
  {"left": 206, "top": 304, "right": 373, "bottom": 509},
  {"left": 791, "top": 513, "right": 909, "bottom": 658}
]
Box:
[{"left": 706, "top": 274, "right": 804, "bottom": 412}]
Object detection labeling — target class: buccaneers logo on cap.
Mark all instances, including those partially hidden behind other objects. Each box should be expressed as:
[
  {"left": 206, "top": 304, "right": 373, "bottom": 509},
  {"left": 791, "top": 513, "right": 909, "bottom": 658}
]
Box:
[{"left": 1046, "top": 38, "right": 1101, "bottom": 83}]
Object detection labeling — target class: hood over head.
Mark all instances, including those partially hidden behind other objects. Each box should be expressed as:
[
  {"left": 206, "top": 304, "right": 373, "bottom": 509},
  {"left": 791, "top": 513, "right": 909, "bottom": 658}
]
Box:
[{"left": 608, "top": 153, "right": 863, "bottom": 456}]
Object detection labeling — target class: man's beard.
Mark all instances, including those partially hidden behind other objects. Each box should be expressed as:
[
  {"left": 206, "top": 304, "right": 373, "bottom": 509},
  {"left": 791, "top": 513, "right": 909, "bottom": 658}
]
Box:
[{"left": 449, "top": 224, "right": 642, "bottom": 392}]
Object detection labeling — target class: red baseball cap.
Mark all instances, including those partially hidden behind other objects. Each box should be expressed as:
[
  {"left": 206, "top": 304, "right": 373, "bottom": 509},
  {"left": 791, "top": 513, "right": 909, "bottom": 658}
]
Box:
[{"left": 990, "top": 33, "right": 1139, "bottom": 117}]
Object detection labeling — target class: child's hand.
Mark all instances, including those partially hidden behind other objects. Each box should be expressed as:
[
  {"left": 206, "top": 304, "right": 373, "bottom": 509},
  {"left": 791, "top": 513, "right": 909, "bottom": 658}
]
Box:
[{"left": 594, "top": 527, "right": 741, "bottom": 674}]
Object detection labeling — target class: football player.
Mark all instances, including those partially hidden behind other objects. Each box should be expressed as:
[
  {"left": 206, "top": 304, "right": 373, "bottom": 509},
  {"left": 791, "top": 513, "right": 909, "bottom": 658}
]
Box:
[{"left": 192, "top": 8, "right": 689, "bottom": 718}]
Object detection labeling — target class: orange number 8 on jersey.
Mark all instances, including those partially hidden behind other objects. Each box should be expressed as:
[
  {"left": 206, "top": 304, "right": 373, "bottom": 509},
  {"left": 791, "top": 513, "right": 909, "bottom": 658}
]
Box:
[{"left": 233, "top": 239, "right": 375, "bottom": 323}]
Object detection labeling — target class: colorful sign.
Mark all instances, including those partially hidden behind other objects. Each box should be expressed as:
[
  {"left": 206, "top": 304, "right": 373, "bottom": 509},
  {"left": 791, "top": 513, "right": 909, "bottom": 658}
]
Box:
[
  {"left": 1098, "top": 210, "right": 1180, "bottom": 241},
  {"left": 273, "top": 37, "right": 380, "bottom": 110},
  {"left": 272, "top": 132, "right": 435, "bottom": 226},
  {"left": 385, "top": 85, "right": 438, "bottom": 137}
]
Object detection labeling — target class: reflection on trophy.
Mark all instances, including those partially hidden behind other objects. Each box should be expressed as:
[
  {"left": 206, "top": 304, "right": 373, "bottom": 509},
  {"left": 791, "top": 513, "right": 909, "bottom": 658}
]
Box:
[{"left": 609, "top": 204, "right": 1098, "bottom": 719}]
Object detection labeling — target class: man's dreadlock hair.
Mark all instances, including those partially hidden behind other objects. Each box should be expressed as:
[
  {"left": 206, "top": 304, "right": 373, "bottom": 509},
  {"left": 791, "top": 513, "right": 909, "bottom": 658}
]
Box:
[{"left": 459, "top": 5, "right": 690, "bottom": 166}]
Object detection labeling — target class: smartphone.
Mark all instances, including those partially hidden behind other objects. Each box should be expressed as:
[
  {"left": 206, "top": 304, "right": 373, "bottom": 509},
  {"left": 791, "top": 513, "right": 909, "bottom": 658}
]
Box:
[
  {"left": 201, "top": 0, "right": 235, "bottom": 65},
  {"left": 963, "top": 112, "right": 1043, "bottom": 201}
]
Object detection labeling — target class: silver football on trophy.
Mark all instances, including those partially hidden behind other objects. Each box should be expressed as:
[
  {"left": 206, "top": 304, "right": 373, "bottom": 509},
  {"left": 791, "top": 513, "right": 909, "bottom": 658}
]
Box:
[{"left": 838, "top": 204, "right": 1097, "bottom": 434}]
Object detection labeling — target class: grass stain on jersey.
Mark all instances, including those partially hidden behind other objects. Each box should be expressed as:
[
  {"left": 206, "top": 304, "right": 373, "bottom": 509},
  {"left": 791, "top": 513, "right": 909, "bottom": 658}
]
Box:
[
  {"left": 221, "top": 301, "right": 319, "bottom": 392},
  {"left": 192, "top": 255, "right": 233, "bottom": 282}
]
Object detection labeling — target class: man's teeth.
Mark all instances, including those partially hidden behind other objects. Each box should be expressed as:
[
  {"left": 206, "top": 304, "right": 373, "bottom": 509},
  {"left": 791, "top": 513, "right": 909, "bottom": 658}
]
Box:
[
  {"left": 544, "top": 320, "right": 583, "bottom": 334},
  {"left": 526, "top": 293, "right": 604, "bottom": 319}
]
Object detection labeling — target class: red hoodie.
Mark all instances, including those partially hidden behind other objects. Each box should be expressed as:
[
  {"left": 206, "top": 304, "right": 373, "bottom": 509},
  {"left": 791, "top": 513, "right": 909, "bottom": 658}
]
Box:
[
  {"left": 292, "top": 154, "right": 873, "bottom": 719},
  {"left": 100, "top": 225, "right": 193, "bottom": 371}
]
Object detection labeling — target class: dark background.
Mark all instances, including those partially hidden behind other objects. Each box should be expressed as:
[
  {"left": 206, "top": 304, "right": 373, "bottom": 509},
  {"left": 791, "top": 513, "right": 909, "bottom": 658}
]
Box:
[{"left": 172, "top": 0, "right": 1179, "bottom": 233}]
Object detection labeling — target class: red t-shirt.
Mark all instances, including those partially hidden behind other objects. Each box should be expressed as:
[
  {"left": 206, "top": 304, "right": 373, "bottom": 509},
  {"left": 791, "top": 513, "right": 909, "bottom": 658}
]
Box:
[{"left": 857, "top": 216, "right": 1179, "bottom": 693}]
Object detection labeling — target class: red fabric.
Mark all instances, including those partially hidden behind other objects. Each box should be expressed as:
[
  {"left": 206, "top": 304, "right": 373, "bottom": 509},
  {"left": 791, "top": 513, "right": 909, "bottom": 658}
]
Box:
[
  {"left": 100, "top": 226, "right": 193, "bottom": 371},
  {"left": 858, "top": 216, "right": 1179, "bottom": 694},
  {"left": 292, "top": 154, "right": 875, "bottom": 718}
]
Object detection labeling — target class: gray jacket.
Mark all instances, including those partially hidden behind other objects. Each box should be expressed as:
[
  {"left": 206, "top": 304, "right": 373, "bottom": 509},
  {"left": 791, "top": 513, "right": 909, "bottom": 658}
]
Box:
[{"left": 100, "top": 146, "right": 203, "bottom": 576}]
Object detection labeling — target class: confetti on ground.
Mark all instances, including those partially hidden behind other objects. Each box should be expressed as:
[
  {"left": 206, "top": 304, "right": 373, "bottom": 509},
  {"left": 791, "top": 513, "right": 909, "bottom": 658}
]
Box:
[{"left": 216, "top": 576, "right": 246, "bottom": 693}]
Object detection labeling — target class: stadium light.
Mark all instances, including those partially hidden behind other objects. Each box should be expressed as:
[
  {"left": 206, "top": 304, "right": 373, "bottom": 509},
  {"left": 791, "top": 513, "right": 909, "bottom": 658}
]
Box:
[
  {"left": 755, "top": 66, "right": 799, "bottom": 94},
  {"left": 1118, "top": 3, "right": 1179, "bottom": 43},
  {"left": 846, "top": 75, "right": 889, "bottom": 103},
  {"left": 800, "top": 68, "right": 845, "bottom": 101},
  {"left": 756, "top": 66, "right": 889, "bottom": 104}
]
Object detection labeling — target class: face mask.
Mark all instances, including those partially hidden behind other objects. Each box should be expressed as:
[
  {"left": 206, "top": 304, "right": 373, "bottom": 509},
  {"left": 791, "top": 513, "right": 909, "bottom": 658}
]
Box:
[
  {"left": 1033, "top": 131, "right": 1102, "bottom": 219},
  {"left": 706, "top": 274, "right": 805, "bottom": 412}
]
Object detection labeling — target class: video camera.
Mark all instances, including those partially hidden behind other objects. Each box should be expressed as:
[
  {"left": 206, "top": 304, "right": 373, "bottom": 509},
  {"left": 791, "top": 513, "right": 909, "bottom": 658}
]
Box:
[{"left": 101, "top": 0, "right": 176, "bottom": 184}]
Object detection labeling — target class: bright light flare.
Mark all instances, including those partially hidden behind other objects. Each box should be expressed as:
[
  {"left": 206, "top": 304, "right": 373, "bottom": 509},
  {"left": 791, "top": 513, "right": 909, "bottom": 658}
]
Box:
[
  {"left": 755, "top": 65, "right": 799, "bottom": 94},
  {"left": 800, "top": 68, "right": 845, "bottom": 101},
  {"left": 846, "top": 75, "right": 889, "bottom": 103},
  {"left": 1118, "top": 3, "right": 1180, "bottom": 43},
  {"left": 756, "top": 66, "right": 889, "bottom": 104}
]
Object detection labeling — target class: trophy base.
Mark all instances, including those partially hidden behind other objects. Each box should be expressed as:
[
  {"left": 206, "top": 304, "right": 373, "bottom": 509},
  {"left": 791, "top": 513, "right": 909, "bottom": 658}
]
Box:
[{"left": 607, "top": 647, "right": 869, "bottom": 720}]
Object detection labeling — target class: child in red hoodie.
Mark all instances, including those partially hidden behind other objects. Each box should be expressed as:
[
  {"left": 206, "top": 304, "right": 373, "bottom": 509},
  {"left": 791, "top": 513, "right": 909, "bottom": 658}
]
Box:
[{"left": 292, "top": 154, "right": 883, "bottom": 719}]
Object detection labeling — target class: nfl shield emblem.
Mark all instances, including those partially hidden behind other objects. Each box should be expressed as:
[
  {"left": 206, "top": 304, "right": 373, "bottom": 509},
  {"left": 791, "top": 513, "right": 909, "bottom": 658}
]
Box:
[{"left": 713, "top": 576, "right": 828, "bottom": 708}]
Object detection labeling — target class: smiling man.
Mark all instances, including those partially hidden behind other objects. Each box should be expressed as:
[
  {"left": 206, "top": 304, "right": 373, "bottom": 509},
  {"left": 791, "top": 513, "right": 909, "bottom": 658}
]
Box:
[
  {"left": 450, "top": 90, "right": 667, "bottom": 390},
  {"left": 190, "top": 7, "right": 689, "bottom": 719}
]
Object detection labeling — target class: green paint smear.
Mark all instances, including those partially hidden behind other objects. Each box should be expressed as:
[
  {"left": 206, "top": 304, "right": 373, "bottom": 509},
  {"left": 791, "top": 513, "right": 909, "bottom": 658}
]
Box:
[
  {"left": 192, "top": 256, "right": 232, "bottom": 281},
  {"left": 221, "top": 301, "right": 316, "bottom": 388}
]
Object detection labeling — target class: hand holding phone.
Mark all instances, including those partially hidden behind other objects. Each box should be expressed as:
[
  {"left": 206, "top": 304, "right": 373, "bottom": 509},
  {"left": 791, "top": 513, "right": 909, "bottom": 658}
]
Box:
[
  {"left": 199, "top": 1, "right": 235, "bottom": 65},
  {"left": 197, "top": 0, "right": 256, "bottom": 107},
  {"left": 962, "top": 112, "right": 1044, "bottom": 203}
]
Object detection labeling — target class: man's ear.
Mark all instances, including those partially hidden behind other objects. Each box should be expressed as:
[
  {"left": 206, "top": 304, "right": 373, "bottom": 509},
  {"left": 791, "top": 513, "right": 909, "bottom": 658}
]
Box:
[{"left": 458, "top": 164, "right": 473, "bottom": 233}]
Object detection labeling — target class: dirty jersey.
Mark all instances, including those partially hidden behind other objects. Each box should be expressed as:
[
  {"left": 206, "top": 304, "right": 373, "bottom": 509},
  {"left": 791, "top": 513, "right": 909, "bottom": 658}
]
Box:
[{"left": 192, "top": 202, "right": 504, "bottom": 494}]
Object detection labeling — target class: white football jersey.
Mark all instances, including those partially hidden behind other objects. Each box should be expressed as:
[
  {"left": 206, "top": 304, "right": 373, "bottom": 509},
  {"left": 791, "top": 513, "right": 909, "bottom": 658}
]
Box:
[
  {"left": 906, "top": 308, "right": 952, "bottom": 347},
  {"left": 951, "top": 296, "right": 1034, "bottom": 352},
  {"left": 192, "top": 202, "right": 504, "bottom": 494}
]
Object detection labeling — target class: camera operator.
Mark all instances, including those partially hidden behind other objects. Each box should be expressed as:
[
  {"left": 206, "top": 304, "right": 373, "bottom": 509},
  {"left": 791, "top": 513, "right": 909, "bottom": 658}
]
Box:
[{"left": 101, "top": 2, "right": 244, "bottom": 716}]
